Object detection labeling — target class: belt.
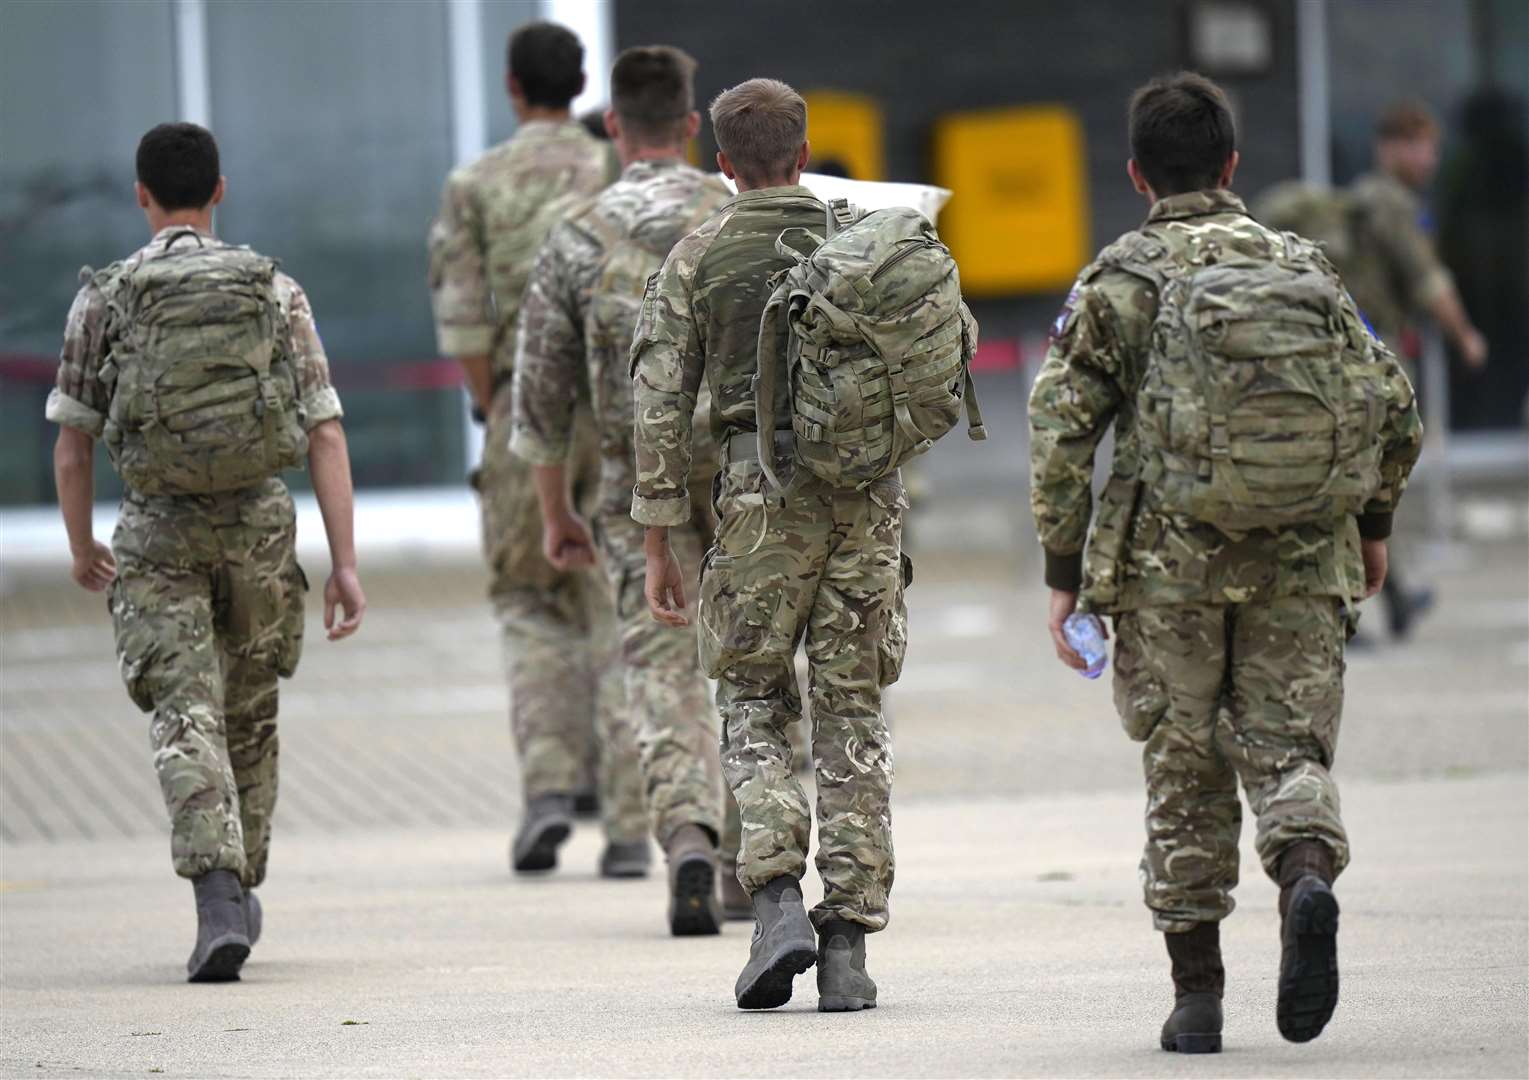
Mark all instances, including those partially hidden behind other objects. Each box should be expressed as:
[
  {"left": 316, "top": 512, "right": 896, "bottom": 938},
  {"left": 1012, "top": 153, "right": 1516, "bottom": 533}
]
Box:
[{"left": 722, "top": 429, "right": 791, "bottom": 464}]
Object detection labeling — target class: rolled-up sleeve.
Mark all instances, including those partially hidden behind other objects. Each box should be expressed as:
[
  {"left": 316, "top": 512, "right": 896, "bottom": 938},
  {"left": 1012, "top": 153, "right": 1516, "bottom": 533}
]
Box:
[
  {"left": 510, "top": 226, "right": 588, "bottom": 466},
  {"left": 45, "top": 279, "right": 111, "bottom": 438},
  {"left": 630, "top": 254, "right": 704, "bottom": 527},
  {"left": 427, "top": 170, "right": 496, "bottom": 358},
  {"left": 277, "top": 275, "right": 344, "bottom": 429}
]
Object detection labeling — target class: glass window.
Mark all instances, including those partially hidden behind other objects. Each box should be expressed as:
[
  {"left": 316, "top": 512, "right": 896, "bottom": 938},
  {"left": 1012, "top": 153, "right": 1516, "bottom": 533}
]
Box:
[
  {"left": 0, "top": 0, "right": 178, "bottom": 504},
  {"left": 205, "top": 0, "right": 462, "bottom": 489}
]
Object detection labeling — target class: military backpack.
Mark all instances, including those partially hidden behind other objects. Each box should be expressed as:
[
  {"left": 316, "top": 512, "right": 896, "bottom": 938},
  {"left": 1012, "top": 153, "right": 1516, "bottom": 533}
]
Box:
[
  {"left": 99, "top": 232, "right": 307, "bottom": 496},
  {"left": 754, "top": 200, "right": 985, "bottom": 492},
  {"left": 1124, "top": 233, "right": 1388, "bottom": 533}
]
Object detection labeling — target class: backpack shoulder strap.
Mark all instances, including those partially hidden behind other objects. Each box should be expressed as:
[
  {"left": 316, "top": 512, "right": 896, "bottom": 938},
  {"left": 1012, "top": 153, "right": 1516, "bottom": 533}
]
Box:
[
  {"left": 753, "top": 280, "right": 793, "bottom": 493},
  {"left": 824, "top": 197, "right": 855, "bottom": 238}
]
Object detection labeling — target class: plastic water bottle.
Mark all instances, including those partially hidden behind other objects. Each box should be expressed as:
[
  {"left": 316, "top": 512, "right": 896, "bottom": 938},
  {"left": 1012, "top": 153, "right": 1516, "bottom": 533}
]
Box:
[{"left": 1063, "top": 613, "right": 1108, "bottom": 680}]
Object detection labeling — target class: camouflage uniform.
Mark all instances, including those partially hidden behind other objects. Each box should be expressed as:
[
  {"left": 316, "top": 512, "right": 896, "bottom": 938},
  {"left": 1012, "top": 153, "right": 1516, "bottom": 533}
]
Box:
[
  {"left": 428, "top": 120, "right": 644, "bottom": 841},
  {"left": 510, "top": 158, "right": 743, "bottom": 857},
  {"left": 630, "top": 186, "right": 905, "bottom": 933},
  {"left": 45, "top": 227, "right": 342, "bottom": 887},
  {"left": 1030, "top": 191, "right": 1423, "bottom": 931},
  {"left": 1340, "top": 171, "right": 1454, "bottom": 357}
]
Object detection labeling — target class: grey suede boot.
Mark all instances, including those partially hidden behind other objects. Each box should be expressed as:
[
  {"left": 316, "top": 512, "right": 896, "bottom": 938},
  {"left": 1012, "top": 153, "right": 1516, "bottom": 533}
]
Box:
[
  {"left": 665, "top": 825, "right": 721, "bottom": 936},
  {"left": 243, "top": 890, "right": 262, "bottom": 948},
  {"left": 734, "top": 876, "right": 816, "bottom": 1010},
  {"left": 816, "top": 919, "right": 877, "bottom": 1012},
  {"left": 1161, "top": 922, "right": 1225, "bottom": 1053},
  {"left": 511, "top": 794, "right": 574, "bottom": 873},
  {"left": 599, "top": 840, "right": 651, "bottom": 880},
  {"left": 187, "top": 870, "right": 251, "bottom": 983},
  {"left": 1277, "top": 840, "right": 1340, "bottom": 1043}
]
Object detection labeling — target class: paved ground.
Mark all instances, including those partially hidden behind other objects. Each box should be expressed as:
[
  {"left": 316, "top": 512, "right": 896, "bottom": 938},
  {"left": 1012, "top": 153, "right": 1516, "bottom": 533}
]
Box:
[{"left": 2, "top": 389, "right": 1526, "bottom": 1076}]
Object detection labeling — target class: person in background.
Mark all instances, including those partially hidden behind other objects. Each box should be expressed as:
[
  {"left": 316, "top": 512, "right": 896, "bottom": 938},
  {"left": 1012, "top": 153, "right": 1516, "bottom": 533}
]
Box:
[{"left": 428, "top": 21, "right": 646, "bottom": 878}]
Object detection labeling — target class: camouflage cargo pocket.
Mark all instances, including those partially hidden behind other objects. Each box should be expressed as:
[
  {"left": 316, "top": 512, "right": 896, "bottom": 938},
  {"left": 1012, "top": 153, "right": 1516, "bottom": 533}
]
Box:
[
  {"left": 108, "top": 574, "right": 158, "bottom": 713},
  {"left": 696, "top": 548, "right": 788, "bottom": 679},
  {"left": 878, "top": 553, "right": 913, "bottom": 686},
  {"left": 1112, "top": 612, "right": 1169, "bottom": 741},
  {"left": 273, "top": 563, "right": 308, "bottom": 679}
]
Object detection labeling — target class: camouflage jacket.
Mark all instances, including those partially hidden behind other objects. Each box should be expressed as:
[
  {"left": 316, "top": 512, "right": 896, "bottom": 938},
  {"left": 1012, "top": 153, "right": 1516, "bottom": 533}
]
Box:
[
  {"left": 1338, "top": 170, "right": 1453, "bottom": 350},
  {"left": 46, "top": 227, "right": 343, "bottom": 439},
  {"left": 630, "top": 184, "right": 827, "bottom": 527},
  {"left": 427, "top": 120, "right": 614, "bottom": 421},
  {"left": 1028, "top": 189, "right": 1423, "bottom": 613},
  {"left": 510, "top": 159, "right": 731, "bottom": 509}
]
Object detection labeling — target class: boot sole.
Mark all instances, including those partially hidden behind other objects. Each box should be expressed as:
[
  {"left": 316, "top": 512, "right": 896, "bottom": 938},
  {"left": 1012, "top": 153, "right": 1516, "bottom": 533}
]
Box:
[
  {"left": 736, "top": 943, "right": 817, "bottom": 1010},
  {"left": 669, "top": 853, "right": 721, "bottom": 937},
  {"left": 601, "top": 859, "right": 652, "bottom": 880},
  {"left": 512, "top": 820, "right": 572, "bottom": 874},
  {"left": 1161, "top": 1032, "right": 1222, "bottom": 1054},
  {"left": 187, "top": 936, "right": 250, "bottom": 983},
  {"left": 1278, "top": 884, "right": 1340, "bottom": 1043},
  {"left": 819, "top": 995, "right": 877, "bottom": 1013}
]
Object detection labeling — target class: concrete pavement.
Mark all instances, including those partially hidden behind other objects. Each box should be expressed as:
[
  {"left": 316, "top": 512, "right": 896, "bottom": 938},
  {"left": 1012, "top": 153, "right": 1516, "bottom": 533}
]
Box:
[{"left": 1, "top": 774, "right": 1524, "bottom": 1078}]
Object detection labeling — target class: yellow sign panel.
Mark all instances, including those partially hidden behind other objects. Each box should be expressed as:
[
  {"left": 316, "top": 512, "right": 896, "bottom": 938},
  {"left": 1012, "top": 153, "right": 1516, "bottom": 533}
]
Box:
[
  {"left": 802, "top": 91, "right": 885, "bottom": 182},
  {"left": 934, "top": 105, "right": 1089, "bottom": 295}
]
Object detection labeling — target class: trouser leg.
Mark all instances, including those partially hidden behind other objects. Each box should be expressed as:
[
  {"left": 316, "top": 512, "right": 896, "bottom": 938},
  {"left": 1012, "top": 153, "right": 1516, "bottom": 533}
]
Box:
[
  {"left": 1117, "top": 605, "right": 1243, "bottom": 932},
  {"left": 1219, "top": 597, "right": 1351, "bottom": 882},
  {"left": 802, "top": 482, "right": 904, "bottom": 933},
  {"left": 221, "top": 651, "right": 280, "bottom": 889},
  {"left": 112, "top": 554, "right": 245, "bottom": 881}
]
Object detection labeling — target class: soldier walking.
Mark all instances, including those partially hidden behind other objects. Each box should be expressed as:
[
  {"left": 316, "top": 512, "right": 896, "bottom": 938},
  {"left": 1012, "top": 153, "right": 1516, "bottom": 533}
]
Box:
[
  {"left": 428, "top": 22, "right": 646, "bottom": 877},
  {"left": 631, "top": 78, "right": 978, "bottom": 1011},
  {"left": 1029, "top": 74, "right": 1422, "bottom": 1052},
  {"left": 510, "top": 45, "right": 750, "bottom": 935},
  {"left": 47, "top": 122, "right": 367, "bottom": 982}
]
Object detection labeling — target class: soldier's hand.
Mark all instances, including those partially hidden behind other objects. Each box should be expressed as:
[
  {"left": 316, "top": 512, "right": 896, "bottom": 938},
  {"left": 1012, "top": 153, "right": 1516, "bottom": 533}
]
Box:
[
  {"left": 645, "top": 548, "right": 689, "bottom": 628},
  {"left": 1360, "top": 539, "right": 1389, "bottom": 599},
  {"left": 69, "top": 540, "right": 116, "bottom": 592},
  {"left": 1460, "top": 328, "right": 1489, "bottom": 372},
  {"left": 1048, "top": 587, "right": 1095, "bottom": 671},
  {"left": 324, "top": 566, "right": 366, "bottom": 641},
  {"left": 543, "top": 511, "right": 596, "bottom": 572}
]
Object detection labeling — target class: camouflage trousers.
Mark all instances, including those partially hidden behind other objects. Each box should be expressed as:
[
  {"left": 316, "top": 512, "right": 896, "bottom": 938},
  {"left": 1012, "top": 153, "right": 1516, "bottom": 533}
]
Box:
[
  {"left": 1112, "top": 597, "right": 1352, "bottom": 932},
  {"left": 108, "top": 479, "right": 305, "bottom": 887},
  {"left": 705, "top": 457, "right": 908, "bottom": 932},
  {"left": 595, "top": 475, "right": 741, "bottom": 862},
  {"left": 476, "top": 408, "right": 644, "bottom": 843}
]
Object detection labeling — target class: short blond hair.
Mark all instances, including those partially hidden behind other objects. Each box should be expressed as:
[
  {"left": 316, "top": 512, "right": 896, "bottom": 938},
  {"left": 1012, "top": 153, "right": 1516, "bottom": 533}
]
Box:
[{"left": 709, "top": 78, "right": 807, "bottom": 183}]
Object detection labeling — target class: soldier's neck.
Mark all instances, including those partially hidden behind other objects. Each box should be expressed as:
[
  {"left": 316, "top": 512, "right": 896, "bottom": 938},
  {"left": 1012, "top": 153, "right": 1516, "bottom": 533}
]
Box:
[
  {"left": 622, "top": 144, "right": 686, "bottom": 167},
  {"left": 517, "top": 105, "right": 572, "bottom": 125},
  {"left": 146, "top": 208, "right": 215, "bottom": 236}
]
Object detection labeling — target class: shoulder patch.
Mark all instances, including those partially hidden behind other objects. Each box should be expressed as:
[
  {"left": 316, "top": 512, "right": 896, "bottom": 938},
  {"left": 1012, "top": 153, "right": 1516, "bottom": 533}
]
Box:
[{"left": 1050, "top": 285, "right": 1081, "bottom": 343}]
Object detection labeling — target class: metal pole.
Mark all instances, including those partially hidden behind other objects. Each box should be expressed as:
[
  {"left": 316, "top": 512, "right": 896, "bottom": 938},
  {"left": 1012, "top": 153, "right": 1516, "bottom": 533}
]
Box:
[
  {"left": 173, "top": 0, "right": 212, "bottom": 128},
  {"left": 1420, "top": 328, "right": 1455, "bottom": 543},
  {"left": 1296, "top": 0, "right": 1332, "bottom": 188},
  {"left": 446, "top": 0, "right": 488, "bottom": 473}
]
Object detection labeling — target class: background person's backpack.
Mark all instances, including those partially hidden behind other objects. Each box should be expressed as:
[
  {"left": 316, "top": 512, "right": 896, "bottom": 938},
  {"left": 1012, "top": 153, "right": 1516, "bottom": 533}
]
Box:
[
  {"left": 1125, "top": 234, "right": 1388, "bottom": 533},
  {"left": 100, "top": 233, "right": 307, "bottom": 496},
  {"left": 754, "top": 200, "right": 985, "bottom": 492}
]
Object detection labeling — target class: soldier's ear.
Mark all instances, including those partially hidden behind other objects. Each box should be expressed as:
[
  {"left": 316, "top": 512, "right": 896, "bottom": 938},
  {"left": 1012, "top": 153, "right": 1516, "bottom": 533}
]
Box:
[
  {"left": 209, "top": 176, "right": 226, "bottom": 209},
  {"left": 135, "top": 182, "right": 152, "bottom": 211},
  {"left": 1219, "top": 151, "right": 1240, "bottom": 189},
  {"left": 1127, "top": 159, "right": 1153, "bottom": 198},
  {"left": 796, "top": 140, "right": 810, "bottom": 173},
  {"left": 684, "top": 111, "right": 701, "bottom": 140},
  {"left": 717, "top": 151, "right": 736, "bottom": 181},
  {"left": 604, "top": 109, "right": 620, "bottom": 141}
]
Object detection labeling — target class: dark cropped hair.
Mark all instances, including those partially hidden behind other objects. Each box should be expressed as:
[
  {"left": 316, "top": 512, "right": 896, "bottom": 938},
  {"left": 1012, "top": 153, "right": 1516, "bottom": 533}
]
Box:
[
  {"left": 508, "top": 21, "right": 584, "bottom": 109},
  {"left": 135, "top": 123, "right": 221, "bottom": 211},
  {"left": 1128, "top": 72, "right": 1237, "bottom": 196},
  {"left": 611, "top": 45, "right": 697, "bottom": 145}
]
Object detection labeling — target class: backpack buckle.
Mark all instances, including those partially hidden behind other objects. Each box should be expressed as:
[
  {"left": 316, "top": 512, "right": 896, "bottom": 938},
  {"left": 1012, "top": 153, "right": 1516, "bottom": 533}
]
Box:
[{"left": 1209, "top": 415, "right": 1231, "bottom": 458}]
